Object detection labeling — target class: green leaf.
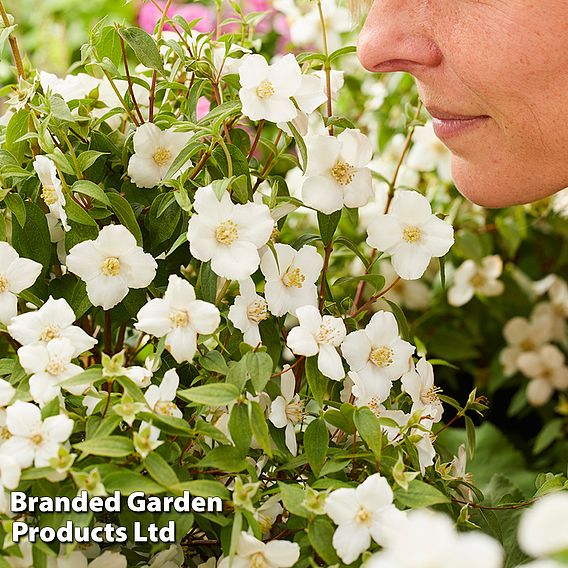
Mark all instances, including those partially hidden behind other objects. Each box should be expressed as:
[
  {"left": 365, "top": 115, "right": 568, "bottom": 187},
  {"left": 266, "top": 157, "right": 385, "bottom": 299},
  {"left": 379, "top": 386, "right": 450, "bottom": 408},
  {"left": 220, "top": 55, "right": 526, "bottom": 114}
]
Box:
[
  {"left": 287, "top": 120, "right": 308, "bottom": 172},
  {"left": 49, "top": 95, "right": 75, "bottom": 122},
  {"left": 248, "top": 352, "right": 273, "bottom": 394},
  {"left": 4, "top": 193, "right": 26, "bottom": 226},
  {"left": 95, "top": 26, "right": 123, "bottom": 67},
  {"left": 145, "top": 452, "right": 179, "bottom": 487},
  {"left": 317, "top": 210, "right": 341, "bottom": 246},
  {"left": 59, "top": 367, "right": 104, "bottom": 389},
  {"left": 138, "top": 412, "right": 193, "bottom": 437},
  {"left": 104, "top": 471, "right": 166, "bottom": 494},
  {"left": 305, "top": 356, "right": 327, "bottom": 405},
  {"left": 6, "top": 109, "right": 30, "bottom": 163},
  {"left": 334, "top": 273, "right": 385, "bottom": 293},
  {"left": 65, "top": 198, "right": 99, "bottom": 229},
  {"left": 165, "top": 140, "right": 202, "bottom": 179},
  {"left": 278, "top": 482, "right": 310, "bottom": 518},
  {"left": 304, "top": 417, "right": 329, "bottom": 477},
  {"left": 533, "top": 419, "right": 563, "bottom": 455},
  {"left": 107, "top": 192, "right": 143, "bottom": 246},
  {"left": 178, "top": 383, "right": 240, "bottom": 406},
  {"left": 229, "top": 402, "right": 252, "bottom": 453},
  {"left": 72, "top": 180, "right": 111, "bottom": 207},
  {"left": 328, "top": 45, "right": 357, "bottom": 62},
  {"left": 199, "top": 261, "right": 217, "bottom": 304},
  {"left": 74, "top": 436, "right": 134, "bottom": 458},
  {"left": 77, "top": 150, "right": 108, "bottom": 172},
  {"left": 11, "top": 201, "right": 51, "bottom": 272},
  {"left": 249, "top": 400, "right": 272, "bottom": 457},
  {"left": 118, "top": 26, "right": 165, "bottom": 74},
  {"left": 171, "top": 480, "right": 230, "bottom": 500},
  {"left": 394, "top": 479, "right": 450, "bottom": 508},
  {"left": 464, "top": 414, "right": 476, "bottom": 460},
  {"left": 353, "top": 407, "right": 383, "bottom": 459},
  {"left": 199, "top": 350, "right": 229, "bottom": 375},
  {"left": 308, "top": 518, "right": 340, "bottom": 564},
  {"left": 383, "top": 299, "right": 412, "bottom": 342},
  {"left": 196, "top": 446, "right": 248, "bottom": 472}
]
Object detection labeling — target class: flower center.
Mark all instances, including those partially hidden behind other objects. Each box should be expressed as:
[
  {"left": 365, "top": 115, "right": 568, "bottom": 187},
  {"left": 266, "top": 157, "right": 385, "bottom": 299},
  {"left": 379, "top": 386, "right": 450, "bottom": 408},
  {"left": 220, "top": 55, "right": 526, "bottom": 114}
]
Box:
[
  {"left": 40, "top": 325, "right": 61, "bottom": 342},
  {"left": 0, "top": 275, "right": 9, "bottom": 294},
  {"left": 169, "top": 310, "right": 190, "bottom": 328},
  {"left": 369, "top": 346, "right": 394, "bottom": 368},
  {"left": 101, "top": 257, "right": 121, "bottom": 276},
  {"left": 215, "top": 220, "right": 239, "bottom": 245},
  {"left": 282, "top": 267, "right": 305, "bottom": 289},
  {"left": 315, "top": 323, "right": 341, "bottom": 345},
  {"left": 153, "top": 147, "right": 172, "bottom": 167},
  {"left": 250, "top": 552, "right": 267, "bottom": 568},
  {"left": 285, "top": 396, "right": 304, "bottom": 425},
  {"left": 330, "top": 161, "right": 356, "bottom": 186},
  {"left": 155, "top": 401, "right": 177, "bottom": 416},
  {"left": 420, "top": 385, "right": 442, "bottom": 405},
  {"left": 367, "top": 395, "right": 383, "bottom": 416},
  {"left": 470, "top": 272, "right": 487, "bottom": 289},
  {"left": 402, "top": 226, "right": 422, "bottom": 243},
  {"left": 45, "top": 358, "right": 66, "bottom": 376},
  {"left": 356, "top": 506, "right": 372, "bottom": 525},
  {"left": 247, "top": 299, "right": 269, "bottom": 324},
  {"left": 31, "top": 433, "right": 44, "bottom": 446},
  {"left": 519, "top": 338, "right": 535, "bottom": 351},
  {"left": 41, "top": 185, "right": 58, "bottom": 206},
  {"left": 0, "top": 426, "right": 11, "bottom": 440},
  {"left": 256, "top": 80, "right": 275, "bottom": 99}
]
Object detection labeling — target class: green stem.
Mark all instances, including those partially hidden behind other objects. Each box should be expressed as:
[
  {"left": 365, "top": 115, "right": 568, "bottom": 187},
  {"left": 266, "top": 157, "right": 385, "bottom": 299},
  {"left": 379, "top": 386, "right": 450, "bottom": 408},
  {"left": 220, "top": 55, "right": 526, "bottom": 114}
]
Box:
[{"left": 0, "top": 0, "right": 25, "bottom": 79}]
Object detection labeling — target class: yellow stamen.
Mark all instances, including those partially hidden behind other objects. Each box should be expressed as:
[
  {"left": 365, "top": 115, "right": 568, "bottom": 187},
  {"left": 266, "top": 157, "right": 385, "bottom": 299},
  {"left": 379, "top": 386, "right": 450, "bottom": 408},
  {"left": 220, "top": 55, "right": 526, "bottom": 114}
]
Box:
[
  {"left": 40, "top": 325, "right": 61, "bottom": 342},
  {"left": 256, "top": 80, "right": 275, "bottom": 99},
  {"left": 215, "top": 220, "right": 239, "bottom": 245},
  {"left": 369, "top": 346, "right": 394, "bottom": 368},
  {"left": 247, "top": 299, "right": 269, "bottom": 324},
  {"left": 0, "top": 276, "right": 9, "bottom": 294},
  {"left": 153, "top": 147, "right": 172, "bottom": 167},
  {"left": 155, "top": 401, "right": 178, "bottom": 417},
  {"left": 101, "top": 257, "right": 121, "bottom": 276},
  {"left": 402, "top": 226, "right": 422, "bottom": 243},
  {"left": 31, "top": 433, "right": 43, "bottom": 446},
  {"left": 282, "top": 267, "right": 305, "bottom": 288},
  {"left": 356, "top": 506, "right": 372, "bottom": 524},
  {"left": 41, "top": 185, "right": 58, "bottom": 206},
  {"left": 330, "top": 161, "right": 356, "bottom": 186},
  {"left": 45, "top": 359, "right": 66, "bottom": 376},
  {"left": 169, "top": 310, "right": 190, "bottom": 328},
  {"left": 250, "top": 553, "right": 267, "bottom": 568}
]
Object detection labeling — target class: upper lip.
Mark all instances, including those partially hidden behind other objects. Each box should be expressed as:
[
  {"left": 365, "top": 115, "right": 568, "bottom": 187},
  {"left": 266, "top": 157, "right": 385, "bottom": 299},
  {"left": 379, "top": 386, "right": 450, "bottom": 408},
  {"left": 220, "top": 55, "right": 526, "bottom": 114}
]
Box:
[{"left": 425, "top": 106, "right": 489, "bottom": 121}]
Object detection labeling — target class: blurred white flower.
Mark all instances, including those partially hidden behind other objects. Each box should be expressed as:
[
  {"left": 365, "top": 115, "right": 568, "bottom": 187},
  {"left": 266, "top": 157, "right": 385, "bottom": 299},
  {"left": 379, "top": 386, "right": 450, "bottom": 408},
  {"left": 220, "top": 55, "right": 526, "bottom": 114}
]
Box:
[
  {"left": 517, "top": 492, "right": 568, "bottom": 559},
  {"left": 366, "top": 190, "right": 454, "bottom": 280},
  {"left": 134, "top": 421, "right": 163, "bottom": 459},
  {"left": 145, "top": 369, "right": 183, "bottom": 419},
  {"left": 33, "top": 155, "right": 69, "bottom": 232},
  {"left": 324, "top": 472, "right": 405, "bottom": 564},
  {"left": 2, "top": 401, "right": 73, "bottom": 468},
  {"left": 254, "top": 495, "right": 284, "bottom": 535},
  {"left": 0, "top": 454, "right": 21, "bottom": 494},
  {"left": 217, "top": 531, "right": 300, "bottom": 568},
  {"left": 187, "top": 184, "right": 274, "bottom": 280},
  {"left": 66, "top": 224, "right": 157, "bottom": 310},
  {"left": 127, "top": 122, "right": 192, "bottom": 188},
  {"left": 0, "top": 379, "right": 15, "bottom": 408},
  {"left": 401, "top": 358, "right": 444, "bottom": 422},
  {"left": 0, "top": 242, "right": 43, "bottom": 325},
  {"left": 341, "top": 310, "right": 415, "bottom": 396},
  {"left": 348, "top": 370, "right": 386, "bottom": 414},
  {"left": 286, "top": 305, "right": 346, "bottom": 380},
  {"left": 449, "top": 444, "right": 474, "bottom": 501},
  {"left": 135, "top": 274, "right": 220, "bottom": 364},
  {"left": 8, "top": 296, "right": 96, "bottom": 357},
  {"left": 39, "top": 71, "right": 99, "bottom": 101},
  {"left": 260, "top": 244, "right": 323, "bottom": 317},
  {"left": 517, "top": 344, "right": 568, "bottom": 406},
  {"left": 268, "top": 366, "right": 303, "bottom": 456},
  {"left": 228, "top": 278, "right": 269, "bottom": 347},
  {"left": 551, "top": 187, "right": 568, "bottom": 218},
  {"left": 448, "top": 255, "right": 505, "bottom": 307},
  {"left": 239, "top": 54, "right": 302, "bottom": 122},
  {"left": 378, "top": 260, "right": 433, "bottom": 311},
  {"left": 302, "top": 129, "right": 373, "bottom": 214},
  {"left": 407, "top": 121, "right": 453, "bottom": 182}
]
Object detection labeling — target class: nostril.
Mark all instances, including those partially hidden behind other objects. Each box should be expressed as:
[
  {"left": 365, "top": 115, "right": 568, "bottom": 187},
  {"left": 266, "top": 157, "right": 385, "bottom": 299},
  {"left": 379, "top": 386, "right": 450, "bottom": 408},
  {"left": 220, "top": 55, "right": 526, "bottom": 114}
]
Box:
[{"left": 367, "top": 59, "right": 425, "bottom": 74}]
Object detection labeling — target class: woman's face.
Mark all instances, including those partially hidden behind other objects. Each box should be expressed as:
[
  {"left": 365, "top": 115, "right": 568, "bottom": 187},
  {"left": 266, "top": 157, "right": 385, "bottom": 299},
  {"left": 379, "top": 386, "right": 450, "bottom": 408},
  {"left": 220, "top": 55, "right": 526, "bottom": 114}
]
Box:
[{"left": 357, "top": 0, "right": 568, "bottom": 207}]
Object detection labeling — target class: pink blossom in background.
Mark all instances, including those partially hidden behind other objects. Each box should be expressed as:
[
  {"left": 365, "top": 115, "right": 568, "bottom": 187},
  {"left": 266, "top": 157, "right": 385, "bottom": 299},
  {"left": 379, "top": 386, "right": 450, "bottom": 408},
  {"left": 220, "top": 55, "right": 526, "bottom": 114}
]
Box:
[
  {"left": 221, "top": 0, "right": 290, "bottom": 42},
  {"left": 138, "top": 1, "right": 216, "bottom": 34},
  {"left": 196, "top": 96, "right": 211, "bottom": 120}
]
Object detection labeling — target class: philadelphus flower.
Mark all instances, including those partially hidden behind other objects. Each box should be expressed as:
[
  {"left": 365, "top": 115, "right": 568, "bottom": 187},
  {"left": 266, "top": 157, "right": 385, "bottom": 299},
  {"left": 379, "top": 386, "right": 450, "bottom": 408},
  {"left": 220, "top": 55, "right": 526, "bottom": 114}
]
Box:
[
  {"left": 2, "top": 401, "right": 73, "bottom": 468},
  {"left": 268, "top": 366, "right": 304, "bottom": 456},
  {"left": 517, "top": 492, "right": 568, "bottom": 559},
  {"left": 260, "top": 244, "right": 323, "bottom": 317},
  {"left": 135, "top": 274, "right": 220, "bottom": 363},
  {"left": 401, "top": 358, "right": 444, "bottom": 422},
  {"left": 127, "top": 122, "right": 193, "bottom": 188},
  {"left": 238, "top": 54, "right": 302, "bottom": 123},
  {"left": 448, "top": 255, "right": 505, "bottom": 307},
  {"left": 324, "top": 472, "right": 405, "bottom": 564},
  {"left": 66, "top": 224, "right": 157, "bottom": 310},
  {"left": 366, "top": 190, "right": 454, "bottom": 280},
  {"left": 0, "top": 242, "right": 43, "bottom": 325},
  {"left": 33, "top": 155, "right": 69, "bottom": 232},
  {"left": 217, "top": 531, "right": 300, "bottom": 568},
  {"left": 228, "top": 278, "right": 269, "bottom": 347},
  {"left": 286, "top": 305, "right": 346, "bottom": 380},
  {"left": 341, "top": 311, "right": 415, "bottom": 399},
  {"left": 8, "top": 296, "right": 96, "bottom": 357},
  {"left": 348, "top": 370, "right": 386, "bottom": 414},
  {"left": 145, "top": 369, "right": 183, "bottom": 419},
  {"left": 406, "top": 121, "right": 453, "bottom": 182},
  {"left": 302, "top": 129, "right": 373, "bottom": 214},
  {"left": 517, "top": 344, "right": 568, "bottom": 406},
  {"left": 187, "top": 184, "right": 274, "bottom": 280}
]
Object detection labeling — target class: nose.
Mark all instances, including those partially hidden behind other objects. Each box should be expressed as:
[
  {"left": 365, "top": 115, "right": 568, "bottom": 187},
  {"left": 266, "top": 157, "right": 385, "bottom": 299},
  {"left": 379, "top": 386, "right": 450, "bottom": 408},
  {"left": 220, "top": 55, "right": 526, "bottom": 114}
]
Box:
[{"left": 357, "top": 0, "right": 443, "bottom": 75}]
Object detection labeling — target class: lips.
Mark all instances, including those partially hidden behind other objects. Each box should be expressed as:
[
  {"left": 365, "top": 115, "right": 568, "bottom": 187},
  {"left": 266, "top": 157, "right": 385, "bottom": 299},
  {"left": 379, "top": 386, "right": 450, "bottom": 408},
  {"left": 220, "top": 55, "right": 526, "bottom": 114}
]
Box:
[{"left": 425, "top": 106, "right": 490, "bottom": 139}]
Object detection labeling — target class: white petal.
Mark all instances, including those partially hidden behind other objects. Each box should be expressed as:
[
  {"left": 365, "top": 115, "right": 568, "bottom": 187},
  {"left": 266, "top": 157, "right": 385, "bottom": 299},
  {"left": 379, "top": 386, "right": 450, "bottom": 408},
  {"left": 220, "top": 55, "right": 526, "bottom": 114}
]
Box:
[
  {"left": 0, "top": 292, "right": 17, "bottom": 326},
  {"left": 86, "top": 275, "right": 130, "bottom": 310},
  {"left": 286, "top": 326, "right": 319, "bottom": 357},
  {"left": 188, "top": 300, "right": 220, "bottom": 335},
  {"left": 5, "top": 257, "right": 42, "bottom": 294},
  {"left": 302, "top": 175, "right": 344, "bottom": 214},
  {"left": 332, "top": 521, "right": 371, "bottom": 564},
  {"left": 391, "top": 243, "right": 432, "bottom": 280},
  {"left": 164, "top": 274, "right": 196, "bottom": 309},
  {"left": 263, "top": 540, "right": 300, "bottom": 567},
  {"left": 7, "top": 400, "right": 42, "bottom": 437},
  {"left": 166, "top": 327, "right": 197, "bottom": 363},
  {"left": 318, "top": 344, "right": 344, "bottom": 380},
  {"left": 135, "top": 298, "right": 172, "bottom": 337},
  {"left": 324, "top": 487, "right": 358, "bottom": 524}
]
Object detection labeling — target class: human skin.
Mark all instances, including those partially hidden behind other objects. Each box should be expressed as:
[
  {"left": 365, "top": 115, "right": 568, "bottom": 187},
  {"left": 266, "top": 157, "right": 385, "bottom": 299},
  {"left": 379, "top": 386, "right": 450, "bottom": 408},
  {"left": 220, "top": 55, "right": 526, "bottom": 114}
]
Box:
[{"left": 356, "top": 0, "right": 568, "bottom": 208}]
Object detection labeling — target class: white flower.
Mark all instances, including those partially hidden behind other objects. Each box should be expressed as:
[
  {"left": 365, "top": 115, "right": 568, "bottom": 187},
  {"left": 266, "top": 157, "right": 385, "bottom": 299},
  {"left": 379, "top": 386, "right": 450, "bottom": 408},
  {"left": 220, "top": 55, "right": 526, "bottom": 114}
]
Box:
[
  {"left": 66, "top": 224, "right": 157, "bottom": 310},
  {"left": 349, "top": 370, "right": 387, "bottom": 414},
  {"left": 2, "top": 401, "right": 73, "bottom": 468},
  {"left": 302, "top": 129, "right": 373, "bottom": 214},
  {"left": 135, "top": 274, "right": 220, "bottom": 363},
  {"left": 39, "top": 71, "right": 99, "bottom": 101},
  {"left": 228, "top": 278, "right": 269, "bottom": 347},
  {"left": 341, "top": 310, "right": 415, "bottom": 397},
  {"left": 218, "top": 531, "right": 300, "bottom": 568},
  {"left": 448, "top": 255, "right": 505, "bottom": 307},
  {"left": 187, "top": 184, "right": 274, "bottom": 280},
  {"left": 268, "top": 366, "right": 303, "bottom": 456},
  {"left": 552, "top": 188, "right": 568, "bottom": 218},
  {"left": 0, "top": 454, "right": 21, "bottom": 492},
  {"left": 33, "top": 155, "right": 69, "bottom": 231},
  {"left": 366, "top": 190, "right": 454, "bottom": 280},
  {"left": 18, "top": 337, "right": 87, "bottom": 405},
  {"left": 145, "top": 369, "right": 183, "bottom": 419},
  {"left": 324, "top": 472, "right": 405, "bottom": 564},
  {"left": 238, "top": 54, "right": 302, "bottom": 123},
  {"left": 134, "top": 421, "right": 163, "bottom": 459},
  {"left": 378, "top": 260, "right": 432, "bottom": 311},
  {"left": 0, "top": 379, "right": 15, "bottom": 408},
  {"left": 286, "top": 305, "right": 346, "bottom": 380},
  {"left": 518, "top": 492, "right": 568, "bottom": 558},
  {"left": 254, "top": 495, "right": 284, "bottom": 535},
  {"left": 517, "top": 344, "right": 568, "bottom": 406},
  {"left": 406, "top": 121, "right": 453, "bottom": 182},
  {"left": 449, "top": 444, "right": 474, "bottom": 501},
  {"left": 127, "top": 122, "right": 192, "bottom": 188},
  {"left": 0, "top": 242, "right": 43, "bottom": 325},
  {"left": 143, "top": 544, "right": 184, "bottom": 568},
  {"left": 363, "top": 509, "right": 503, "bottom": 568},
  {"left": 260, "top": 243, "right": 323, "bottom": 317},
  {"left": 401, "top": 358, "right": 444, "bottom": 422},
  {"left": 8, "top": 296, "right": 96, "bottom": 357}
]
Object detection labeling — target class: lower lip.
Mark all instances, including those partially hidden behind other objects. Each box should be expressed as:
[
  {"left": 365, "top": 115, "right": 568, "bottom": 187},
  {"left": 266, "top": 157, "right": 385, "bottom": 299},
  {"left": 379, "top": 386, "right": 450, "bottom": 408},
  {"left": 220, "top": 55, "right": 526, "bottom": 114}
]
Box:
[{"left": 431, "top": 116, "right": 490, "bottom": 139}]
